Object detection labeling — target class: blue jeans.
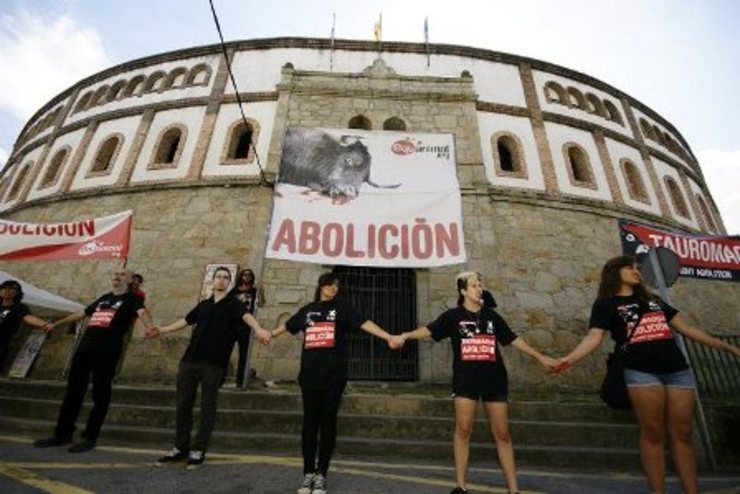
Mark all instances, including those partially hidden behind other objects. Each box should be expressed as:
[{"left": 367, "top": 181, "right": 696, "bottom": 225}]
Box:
[{"left": 624, "top": 368, "right": 696, "bottom": 389}]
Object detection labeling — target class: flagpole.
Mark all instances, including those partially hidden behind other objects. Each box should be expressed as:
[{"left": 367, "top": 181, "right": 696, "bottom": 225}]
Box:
[
  {"left": 330, "top": 13, "right": 336, "bottom": 72},
  {"left": 424, "top": 16, "right": 430, "bottom": 68}
]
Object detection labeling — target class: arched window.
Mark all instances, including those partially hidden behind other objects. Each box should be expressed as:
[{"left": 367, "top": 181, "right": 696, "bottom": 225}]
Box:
[
  {"left": 543, "top": 81, "right": 567, "bottom": 105},
  {"left": 639, "top": 118, "right": 654, "bottom": 140},
  {"left": 227, "top": 122, "right": 253, "bottom": 160},
  {"left": 492, "top": 134, "right": 526, "bottom": 176},
  {"left": 91, "top": 85, "right": 110, "bottom": 106},
  {"left": 186, "top": 64, "right": 212, "bottom": 86},
  {"left": 585, "top": 93, "right": 606, "bottom": 117},
  {"left": 164, "top": 67, "right": 188, "bottom": 89},
  {"left": 567, "top": 87, "right": 586, "bottom": 110},
  {"left": 348, "top": 115, "right": 372, "bottom": 130},
  {"left": 41, "top": 148, "right": 70, "bottom": 188},
  {"left": 107, "top": 80, "right": 127, "bottom": 102},
  {"left": 652, "top": 125, "right": 665, "bottom": 145},
  {"left": 564, "top": 144, "right": 594, "bottom": 186},
  {"left": 383, "top": 117, "right": 406, "bottom": 131},
  {"left": 603, "top": 100, "right": 623, "bottom": 125},
  {"left": 620, "top": 159, "right": 648, "bottom": 203},
  {"left": 74, "top": 91, "right": 93, "bottom": 113},
  {"left": 143, "top": 71, "right": 166, "bottom": 93},
  {"left": 123, "top": 75, "right": 146, "bottom": 97},
  {"left": 664, "top": 177, "right": 690, "bottom": 218},
  {"left": 695, "top": 195, "right": 717, "bottom": 232},
  {"left": 7, "top": 163, "right": 32, "bottom": 200},
  {"left": 91, "top": 135, "right": 122, "bottom": 173},
  {"left": 151, "top": 126, "right": 185, "bottom": 168}
]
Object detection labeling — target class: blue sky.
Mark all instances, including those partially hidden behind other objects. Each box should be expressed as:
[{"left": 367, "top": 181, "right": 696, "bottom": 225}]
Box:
[{"left": 1, "top": 0, "right": 738, "bottom": 232}]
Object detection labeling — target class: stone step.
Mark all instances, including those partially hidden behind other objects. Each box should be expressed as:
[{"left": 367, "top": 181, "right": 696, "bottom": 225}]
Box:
[
  {"left": 0, "top": 395, "right": 638, "bottom": 448},
  {"left": 0, "top": 379, "right": 635, "bottom": 423},
  {"left": 0, "top": 415, "right": 640, "bottom": 470}
]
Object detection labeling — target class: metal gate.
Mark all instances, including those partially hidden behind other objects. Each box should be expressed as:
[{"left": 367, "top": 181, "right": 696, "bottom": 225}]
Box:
[{"left": 333, "top": 266, "right": 418, "bottom": 381}]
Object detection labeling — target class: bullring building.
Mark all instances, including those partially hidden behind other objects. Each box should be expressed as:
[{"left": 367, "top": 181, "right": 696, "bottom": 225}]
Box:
[{"left": 0, "top": 38, "right": 735, "bottom": 386}]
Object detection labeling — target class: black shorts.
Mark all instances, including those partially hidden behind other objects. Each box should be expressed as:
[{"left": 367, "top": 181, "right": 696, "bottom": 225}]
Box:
[{"left": 452, "top": 390, "right": 508, "bottom": 403}]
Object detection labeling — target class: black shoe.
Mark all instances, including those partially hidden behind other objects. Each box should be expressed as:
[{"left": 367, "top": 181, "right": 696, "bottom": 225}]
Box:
[
  {"left": 68, "top": 439, "right": 96, "bottom": 453},
  {"left": 33, "top": 435, "right": 73, "bottom": 447},
  {"left": 154, "top": 447, "right": 189, "bottom": 467},
  {"left": 450, "top": 488, "right": 468, "bottom": 494},
  {"left": 186, "top": 450, "right": 205, "bottom": 470}
]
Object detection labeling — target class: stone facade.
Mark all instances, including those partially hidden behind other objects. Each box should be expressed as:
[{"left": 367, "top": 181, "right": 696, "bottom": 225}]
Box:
[{"left": 1, "top": 38, "right": 736, "bottom": 390}]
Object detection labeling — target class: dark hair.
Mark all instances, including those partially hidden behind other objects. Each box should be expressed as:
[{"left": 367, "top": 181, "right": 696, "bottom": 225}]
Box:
[
  {"left": 237, "top": 268, "right": 255, "bottom": 283},
  {"left": 133, "top": 274, "right": 144, "bottom": 284},
  {"left": 0, "top": 280, "right": 23, "bottom": 303},
  {"left": 597, "top": 255, "right": 653, "bottom": 301},
  {"left": 482, "top": 290, "right": 497, "bottom": 310},
  {"left": 212, "top": 266, "right": 233, "bottom": 281},
  {"left": 314, "top": 272, "right": 340, "bottom": 302}
]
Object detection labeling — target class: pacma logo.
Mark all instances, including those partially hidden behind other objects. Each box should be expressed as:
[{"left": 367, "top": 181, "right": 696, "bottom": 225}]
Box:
[
  {"left": 79, "top": 240, "right": 123, "bottom": 257},
  {"left": 391, "top": 138, "right": 450, "bottom": 159}
]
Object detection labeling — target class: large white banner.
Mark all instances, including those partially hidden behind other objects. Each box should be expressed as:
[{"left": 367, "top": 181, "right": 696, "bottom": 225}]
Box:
[
  {"left": 266, "top": 128, "right": 466, "bottom": 267},
  {"left": 0, "top": 211, "right": 132, "bottom": 261}
]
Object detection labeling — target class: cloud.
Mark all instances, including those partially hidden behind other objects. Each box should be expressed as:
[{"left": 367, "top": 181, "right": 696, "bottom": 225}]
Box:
[
  {"left": 0, "top": 10, "right": 110, "bottom": 121},
  {"left": 696, "top": 150, "right": 740, "bottom": 235}
]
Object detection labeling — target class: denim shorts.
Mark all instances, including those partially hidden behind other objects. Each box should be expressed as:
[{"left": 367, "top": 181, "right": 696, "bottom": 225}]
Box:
[{"left": 624, "top": 368, "right": 696, "bottom": 389}]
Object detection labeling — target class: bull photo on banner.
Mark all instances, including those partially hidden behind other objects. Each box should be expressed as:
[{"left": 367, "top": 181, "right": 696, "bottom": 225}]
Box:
[
  {"left": 619, "top": 219, "right": 740, "bottom": 282},
  {"left": 266, "top": 128, "right": 467, "bottom": 267}
]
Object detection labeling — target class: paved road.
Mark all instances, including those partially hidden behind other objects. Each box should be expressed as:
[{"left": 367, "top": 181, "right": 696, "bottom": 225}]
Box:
[{"left": 1, "top": 435, "right": 739, "bottom": 493}]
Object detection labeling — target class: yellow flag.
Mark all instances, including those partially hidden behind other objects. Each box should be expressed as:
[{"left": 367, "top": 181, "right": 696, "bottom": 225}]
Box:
[{"left": 373, "top": 14, "right": 382, "bottom": 42}]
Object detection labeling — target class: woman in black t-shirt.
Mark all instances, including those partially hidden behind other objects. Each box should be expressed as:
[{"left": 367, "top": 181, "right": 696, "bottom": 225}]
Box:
[
  {"left": 271, "top": 272, "right": 394, "bottom": 494},
  {"left": 0, "top": 279, "right": 51, "bottom": 374},
  {"left": 392, "top": 272, "right": 558, "bottom": 494},
  {"left": 559, "top": 255, "right": 740, "bottom": 494}
]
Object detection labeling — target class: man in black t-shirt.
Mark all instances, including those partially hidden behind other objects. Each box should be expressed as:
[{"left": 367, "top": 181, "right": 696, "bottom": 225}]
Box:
[
  {"left": 33, "top": 269, "right": 156, "bottom": 453},
  {"left": 148, "top": 266, "right": 271, "bottom": 469}
]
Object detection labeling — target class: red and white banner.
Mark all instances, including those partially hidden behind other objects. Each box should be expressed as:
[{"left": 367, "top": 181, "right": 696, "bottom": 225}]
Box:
[
  {"left": 267, "top": 128, "right": 466, "bottom": 267},
  {"left": 620, "top": 219, "right": 740, "bottom": 282},
  {"left": 0, "top": 211, "right": 132, "bottom": 261}
]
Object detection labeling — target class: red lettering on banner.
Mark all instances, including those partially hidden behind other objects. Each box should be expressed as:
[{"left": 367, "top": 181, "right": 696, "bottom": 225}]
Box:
[
  {"left": 304, "top": 322, "right": 336, "bottom": 349},
  {"left": 269, "top": 219, "right": 462, "bottom": 261},
  {"left": 461, "top": 335, "right": 496, "bottom": 361},
  {"left": 0, "top": 220, "right": 95, "bottom": 238},
  {"left": 629, "top": 311, "right": 673, "bottom": 344}
]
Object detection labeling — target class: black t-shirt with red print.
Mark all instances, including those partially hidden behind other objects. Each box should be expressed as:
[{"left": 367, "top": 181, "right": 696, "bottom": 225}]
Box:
[
  {"left": 285, "top": 299, "right": 366, "bottom": 390},
  {"left": 0, "top": 303, "right": 30, "bottom": 344},
  {"left": 79, "top": 292, "right": 144, "bottom": 354},
  {"left": 427, "top": 307, "right": 518, "bottom": 396},
  {"left": 588, "top": 295, "right": 687, "bottom": 373}
]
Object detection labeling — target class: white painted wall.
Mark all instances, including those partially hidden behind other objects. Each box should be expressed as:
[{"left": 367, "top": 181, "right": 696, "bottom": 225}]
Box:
[
  {"left": 632, "top": 109, "right": 692, "bottom": 166},
  {"left": 532, "top": 70, "right": 630, "bottom": 137},
  {"left": 229, "top": 48, "right": 527, "bottom": 107},
  {"left": 687, "top": 178, "right": 718, "bottom": 232},
  {"left": 202, "top": 101, "right": 277, "bottom": 178},
  {"left": 652, "top": 157, "right": 699, "bottom": 229},
  {"left": 70, "top": 116, "right": 141, "bottom": 191},
  {"left": 604, "top": 139, "right": 661, "bottom": 216},
  {"left": 545, "top": 122, "right": 612, "bottom": 201},
  {"left": 477, "top": 112, "right": 544, "bottom": 191},
  {"left": 26, "top": 129, "right": 86, "bottom": 202},
  {"left": 130, "top": 107, "right": 206, "bottom": 183}
]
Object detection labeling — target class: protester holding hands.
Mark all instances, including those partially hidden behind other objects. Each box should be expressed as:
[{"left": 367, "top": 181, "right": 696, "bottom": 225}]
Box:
[
  {"left": 390, "top": 271, "right": 558, "bottom": 494},
  {"left": 270, "top": 272, "right": 394, "bottom": 494}
]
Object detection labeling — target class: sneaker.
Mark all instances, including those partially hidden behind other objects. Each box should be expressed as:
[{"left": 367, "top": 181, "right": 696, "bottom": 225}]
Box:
[
  {"left": 186, "top": 450, "right": 205, "bottom": 470},
  {"left": 312, "top": 473, "right": 326, "bottom": 494},
  {"left": 154, "top": 447, "right": 189, "bottom": 467},
  {"left": 297, "top": 473, "right": 314, "bottom": 494},
  {"left": 450, "top": 488, "right": 468, "bottom": 494},
  {"left": 68, "top": 439, "right": 96, "bottom": 453},
  {"left": 33, "top": 435, "right": 73, "bottom": 448}
]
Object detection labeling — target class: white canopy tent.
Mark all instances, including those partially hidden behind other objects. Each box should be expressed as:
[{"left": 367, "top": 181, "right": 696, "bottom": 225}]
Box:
[{"left": 0, "top": 270, "right": 84, "bottom": 312}]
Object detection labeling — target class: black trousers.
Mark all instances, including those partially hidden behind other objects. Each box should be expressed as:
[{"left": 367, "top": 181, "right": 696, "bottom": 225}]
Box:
[
  {"left": 54, "top": 350, "right": 119, "bottom": 441},
  {"left": 175, "top": 361, "right": 224, "bottom": 453},
  {"left": 234, "top": 330, "right": 250, "bottom": 387},
  {"left": 301, "top": 382, "right": 346, "bottom": 476}
]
